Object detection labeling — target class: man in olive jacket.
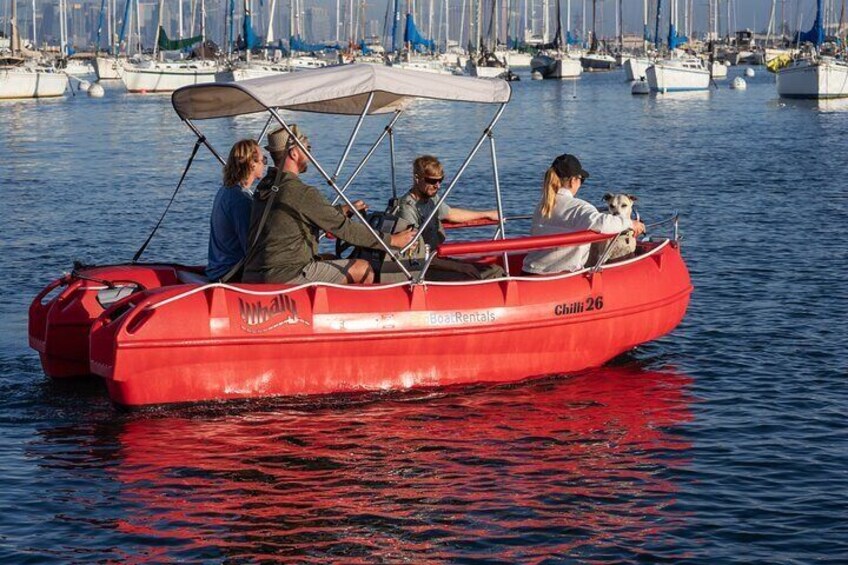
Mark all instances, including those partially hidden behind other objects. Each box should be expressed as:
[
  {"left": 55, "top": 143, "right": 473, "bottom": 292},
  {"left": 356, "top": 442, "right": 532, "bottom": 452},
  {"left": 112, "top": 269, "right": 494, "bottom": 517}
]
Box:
[{"left": 242, "top": 125, "right": 416, "bottom": 284}]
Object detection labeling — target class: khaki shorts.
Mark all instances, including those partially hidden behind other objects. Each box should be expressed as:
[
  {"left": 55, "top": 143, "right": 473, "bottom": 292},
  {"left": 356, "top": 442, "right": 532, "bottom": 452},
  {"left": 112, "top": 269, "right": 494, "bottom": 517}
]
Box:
[{"left": 288, "top": 259, "right": 359, "bottom": 284}]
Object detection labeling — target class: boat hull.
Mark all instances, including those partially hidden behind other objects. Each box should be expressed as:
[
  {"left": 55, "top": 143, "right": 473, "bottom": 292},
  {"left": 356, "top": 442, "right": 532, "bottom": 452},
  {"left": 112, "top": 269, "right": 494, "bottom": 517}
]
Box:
[
  {"left": 776, "top": 59, "right": 848, "bottom": 99},
  {"left": 94, "top": 56, "right": 124, "bottom": 80},
  {"left": 623, "top": 57, "right": 650, "bottom": 81},
  {"left": 0, "top": 67, "right": 67, "bottom": 99},
  {"left": 530, "top": 55, "right": 582, "bottom": 79},
  {"left": 646, "top": 63, "right": 710, "bottom": 92},
  {"left": 82, "top": 242, "right": 691, "bottom": 407},
  {"left": 121, "top": 63, "right": 231, "bottom": 93},
  {"left": 29, "top": 264, "right": 206, "bottom": 378},
  {"left": 580, "top": 54, "right": 617, "bottom": 71}
]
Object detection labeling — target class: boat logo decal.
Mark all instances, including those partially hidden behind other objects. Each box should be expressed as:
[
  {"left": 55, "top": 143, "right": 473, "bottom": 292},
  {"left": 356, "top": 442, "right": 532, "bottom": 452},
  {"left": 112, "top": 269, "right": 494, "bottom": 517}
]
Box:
[
  {"left": 428, "top": 311, "right": 497, "bottom": 326},
  {"left": 554, "top": 296, "right": 604, "bottom": 316},
  {"left": 238, "top": 294, "right": 308, "bottom": 333}
]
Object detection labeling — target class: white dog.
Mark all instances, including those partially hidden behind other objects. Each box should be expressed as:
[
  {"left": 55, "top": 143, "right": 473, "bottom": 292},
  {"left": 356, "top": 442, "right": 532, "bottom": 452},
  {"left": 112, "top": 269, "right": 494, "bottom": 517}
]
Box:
[{"left": 587, "top": 193, "right": 638, "bottom": 267}]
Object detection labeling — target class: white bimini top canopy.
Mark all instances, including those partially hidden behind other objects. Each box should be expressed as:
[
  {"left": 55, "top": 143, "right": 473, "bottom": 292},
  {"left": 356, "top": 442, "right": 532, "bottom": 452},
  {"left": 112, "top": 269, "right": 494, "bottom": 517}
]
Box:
[{"left": 172, "top": 63, "right": 512, "bottom": 120}]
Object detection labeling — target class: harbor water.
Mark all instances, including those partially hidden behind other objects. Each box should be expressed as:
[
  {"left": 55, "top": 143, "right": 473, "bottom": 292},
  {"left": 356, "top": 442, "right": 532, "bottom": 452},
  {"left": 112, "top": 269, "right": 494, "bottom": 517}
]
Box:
[{"left": 1, "top": 68, "right": 846, "bottom": 562}]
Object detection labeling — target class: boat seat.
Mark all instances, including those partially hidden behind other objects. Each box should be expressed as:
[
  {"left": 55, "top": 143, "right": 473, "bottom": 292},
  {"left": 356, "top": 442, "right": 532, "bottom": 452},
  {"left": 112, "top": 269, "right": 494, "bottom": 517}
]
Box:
[{"left": 177, "top": 270, "right": 210, "bottom": 285}]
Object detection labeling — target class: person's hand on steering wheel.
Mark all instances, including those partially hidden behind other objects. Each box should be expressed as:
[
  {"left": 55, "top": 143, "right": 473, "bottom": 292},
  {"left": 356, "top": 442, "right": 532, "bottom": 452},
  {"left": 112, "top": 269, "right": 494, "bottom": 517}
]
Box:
[
  {"left": 341, "top": 200, "right": 369, "bottom": 217},
  {"left": 390, "top": 227, "right": 417, "bottom": 249}
]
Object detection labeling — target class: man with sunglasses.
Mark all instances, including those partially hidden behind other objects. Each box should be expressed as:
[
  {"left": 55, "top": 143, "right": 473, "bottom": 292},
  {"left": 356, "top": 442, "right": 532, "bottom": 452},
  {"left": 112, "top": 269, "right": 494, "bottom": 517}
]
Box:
[
  {"left": 396, "top": 155, "right": 501, "bottom": 280},
  {"left": 242, "top": 126, "right": 417, "bottom": 285}
]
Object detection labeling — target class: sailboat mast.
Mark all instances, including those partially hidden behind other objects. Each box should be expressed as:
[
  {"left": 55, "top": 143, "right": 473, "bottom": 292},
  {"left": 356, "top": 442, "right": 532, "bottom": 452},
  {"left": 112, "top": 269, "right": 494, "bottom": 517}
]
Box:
[
  {"left": 617, "top": 0, "right": 622, "bottom": 52},
  {"left": 154, "top": 0, "right": 164, "bottom": 60}
]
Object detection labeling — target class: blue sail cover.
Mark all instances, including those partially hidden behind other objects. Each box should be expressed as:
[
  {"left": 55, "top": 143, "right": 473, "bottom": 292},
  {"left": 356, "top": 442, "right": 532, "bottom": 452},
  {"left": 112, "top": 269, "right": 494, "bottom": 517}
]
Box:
[
  {"left": 290, "top": 36, "right": 341, "bottom": 52},
  {"left": 668, "top": 25, "right": 687, "bottom": 50},
  {"left": 404, "top": 14, "right": 435, "bottom": 52},
  {"left": 655, "top": 0, "right": 663, "bottom": 49},
  {"left": 796, "top": 0, "right": 824, "bottom": 46},
  {"left": 643, "top": 24, "right": 651, "bottom": 42},
  {"left": 566, "top": 30, "right": 579, "bottom": 46},
  {"left": 359, "top": 39, "right": 372, "bottom": 55},
  {"left": 242, "top": 14, "right": 260, "bottom": 49}
]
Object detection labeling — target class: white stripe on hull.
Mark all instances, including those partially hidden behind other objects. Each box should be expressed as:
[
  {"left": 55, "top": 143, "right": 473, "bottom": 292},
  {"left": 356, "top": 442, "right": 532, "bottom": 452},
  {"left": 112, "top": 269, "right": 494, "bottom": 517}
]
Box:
[{"left": 0, "top": 68, "right": 67, "bottom": 99}]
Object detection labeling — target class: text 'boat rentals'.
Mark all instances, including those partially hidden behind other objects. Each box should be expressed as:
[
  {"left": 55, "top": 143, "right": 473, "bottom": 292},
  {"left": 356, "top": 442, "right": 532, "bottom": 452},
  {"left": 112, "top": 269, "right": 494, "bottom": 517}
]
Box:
[{"left": 29, "top": 64, "right": 692, "bottom": 407}]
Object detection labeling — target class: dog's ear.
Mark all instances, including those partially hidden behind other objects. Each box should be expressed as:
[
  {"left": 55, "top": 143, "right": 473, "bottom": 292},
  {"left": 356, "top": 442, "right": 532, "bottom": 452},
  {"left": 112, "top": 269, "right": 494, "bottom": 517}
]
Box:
[
  {"left": 603, "top": 193, "right": 613, "bottom": 202},
  {"left": 627, "top": 194, "right": 638, "bottom": 202}
]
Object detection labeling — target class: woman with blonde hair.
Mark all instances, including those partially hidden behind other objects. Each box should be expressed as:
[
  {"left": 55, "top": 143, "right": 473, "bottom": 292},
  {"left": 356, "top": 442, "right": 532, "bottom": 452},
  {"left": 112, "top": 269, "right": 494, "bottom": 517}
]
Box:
[
  {"left": 522, "top": 154, "right": 645, "bottom": 275},
  {"left": 206, "top": 139, "right": 267, "bottom": 281}
]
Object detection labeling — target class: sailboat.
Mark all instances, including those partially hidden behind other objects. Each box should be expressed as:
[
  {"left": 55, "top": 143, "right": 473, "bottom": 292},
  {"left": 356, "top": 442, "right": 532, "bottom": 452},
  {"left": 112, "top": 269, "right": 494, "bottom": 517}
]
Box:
[
  {"left": 121, "top": 0, "right": 229, "bottom": 93},
  {"left": 645, "top": 0, "right": 709, "bottom": 93},
  {"left": 580, "top": 0, "right": 616, "bottom": 70},
  {"left": 530, "top": 0, "right": 582, "bottom": 79},
  {"left": 0, "top": 0, "right": 67, "bottom": 99},
  {"left": 465, "top": 0, "right": 514, "bottom": 79},
  {"left": 622, "top": 0, "right": 652, "bottom": 81},
  {"left": 94, "top": 0, "right": 127, "bottom": 80},
  {"left": 231, "top": 0, "right": 293, "bottom": 81},
  {"left": 776, "top": 0, "right": 848, "bottom": 99}
]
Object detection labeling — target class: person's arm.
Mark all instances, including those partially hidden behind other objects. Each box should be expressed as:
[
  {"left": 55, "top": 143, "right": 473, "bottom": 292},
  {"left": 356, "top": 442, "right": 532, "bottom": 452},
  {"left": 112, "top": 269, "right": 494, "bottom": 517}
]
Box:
[{"left": 444, "top": 207, "right": 499, "bottom": 223}]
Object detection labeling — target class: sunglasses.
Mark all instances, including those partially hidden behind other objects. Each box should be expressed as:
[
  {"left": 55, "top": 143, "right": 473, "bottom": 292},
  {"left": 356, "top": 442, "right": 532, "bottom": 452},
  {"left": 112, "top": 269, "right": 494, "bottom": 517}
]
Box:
[{"left": 424, "top": 177, "right": 444, "bottom": 185}]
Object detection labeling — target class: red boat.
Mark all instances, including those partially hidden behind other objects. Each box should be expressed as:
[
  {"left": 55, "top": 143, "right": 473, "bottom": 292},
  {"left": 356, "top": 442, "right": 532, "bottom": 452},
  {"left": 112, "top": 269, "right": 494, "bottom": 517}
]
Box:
[{"left": 28, "top": 65, "right": 692, "bottom": 406}]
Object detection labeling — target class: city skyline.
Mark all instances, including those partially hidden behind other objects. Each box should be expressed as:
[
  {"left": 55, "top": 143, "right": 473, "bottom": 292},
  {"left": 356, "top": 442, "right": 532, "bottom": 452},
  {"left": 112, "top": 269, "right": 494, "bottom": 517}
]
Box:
[{"left": 0, "top": 0, "right": 837, "bottom": 50}]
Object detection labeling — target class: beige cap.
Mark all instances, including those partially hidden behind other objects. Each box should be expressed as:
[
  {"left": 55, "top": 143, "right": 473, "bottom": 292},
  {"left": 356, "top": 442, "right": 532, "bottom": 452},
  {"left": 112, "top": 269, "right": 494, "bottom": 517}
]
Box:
[{"left": 265, "top": 124, "right": 309, "bottom": 153}]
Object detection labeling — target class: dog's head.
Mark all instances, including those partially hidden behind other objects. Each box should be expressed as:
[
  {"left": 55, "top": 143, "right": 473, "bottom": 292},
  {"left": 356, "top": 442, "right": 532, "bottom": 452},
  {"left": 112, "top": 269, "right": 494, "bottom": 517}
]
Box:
[{"left": 603, "top": 193, "right": 637, "bottom": 218}]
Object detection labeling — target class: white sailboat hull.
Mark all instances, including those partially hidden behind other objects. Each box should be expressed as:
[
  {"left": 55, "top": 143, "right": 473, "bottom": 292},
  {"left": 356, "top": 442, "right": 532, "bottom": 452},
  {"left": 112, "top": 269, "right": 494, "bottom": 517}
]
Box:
[
  {"left": 0, "top": 67, "right": 67, "bottom": 99},
  {"left": 624, "top": 57, "right": 650, "bottom": 81},
  {"left": 94, "top": 56, "right": 124, "bottom": 80},
  {"left": 710, "top": 61, "right": 728, "bottom": 79},
  {"left": 466, "top": 61, "right": 509, "bottom": 79},
  {"left": 231, "top": 63, "right": 291, "bottom": 81},
  {"left": 121, "top": 61, "right": 230, "bottom": 93},
  {"left": 531, "top": 54, "right": 582, "bottom": 79},
  {"left": 646, "top": 61, "right": 711, "bottom": 93},
  {"left": 776, "top": 58, "right": 848, "bottom": 99}
]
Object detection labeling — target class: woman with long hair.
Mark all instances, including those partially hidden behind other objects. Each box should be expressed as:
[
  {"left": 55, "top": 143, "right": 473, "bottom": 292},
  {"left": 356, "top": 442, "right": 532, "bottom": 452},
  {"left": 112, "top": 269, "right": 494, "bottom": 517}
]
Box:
[
  {"left": 206, "top": 139, "right": 267, "bottom": 281},
  {"left": 522, "top": 154, "right": 645, "bottom": 275}
]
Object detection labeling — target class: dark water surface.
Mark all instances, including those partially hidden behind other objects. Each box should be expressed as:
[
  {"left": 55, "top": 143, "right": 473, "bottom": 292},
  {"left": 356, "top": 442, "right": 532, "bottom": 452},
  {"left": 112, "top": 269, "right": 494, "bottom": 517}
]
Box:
[{"left": 1, "top": 69, "right": 846, "bottom": 563}]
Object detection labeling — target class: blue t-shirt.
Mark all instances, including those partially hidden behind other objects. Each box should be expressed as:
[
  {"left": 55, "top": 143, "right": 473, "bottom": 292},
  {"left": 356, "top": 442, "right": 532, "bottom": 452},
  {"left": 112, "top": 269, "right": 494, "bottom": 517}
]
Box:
[{"left": 206, "top": 184, "right": 254, "bottom": 280}]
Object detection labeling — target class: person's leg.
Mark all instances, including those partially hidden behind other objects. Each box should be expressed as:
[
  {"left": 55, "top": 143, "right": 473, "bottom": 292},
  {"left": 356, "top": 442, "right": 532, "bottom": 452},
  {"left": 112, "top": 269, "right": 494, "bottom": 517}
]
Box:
[{"left": 299, "top": 259, "right": 374, "bottom": 284}]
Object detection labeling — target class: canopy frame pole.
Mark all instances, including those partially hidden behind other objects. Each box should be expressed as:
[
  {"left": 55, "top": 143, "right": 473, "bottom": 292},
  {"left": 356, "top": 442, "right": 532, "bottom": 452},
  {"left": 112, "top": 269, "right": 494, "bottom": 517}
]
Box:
[
  {"left": 389, "top": 125, "right": 398, "bottom": 200},
  {"left": 267, "top": 108, "right": 413, "bottom": 280},
  {"left": 332, "top": 92, "right": 374, "bottom": 182},
  {"left": 488, "top": 132, "right": 509, "bottom": 275},
  {"left": 402, "top": 102, "right": 507, "bottom": 255},
  {"left": 331, "top": 109, "right": 404, "bottom": 205},
  {"left": 185, "top": 119, "right": 226, "bottom": 165},
  {"left": 256, "top": 114, "right": 275, "bottom": 145}
]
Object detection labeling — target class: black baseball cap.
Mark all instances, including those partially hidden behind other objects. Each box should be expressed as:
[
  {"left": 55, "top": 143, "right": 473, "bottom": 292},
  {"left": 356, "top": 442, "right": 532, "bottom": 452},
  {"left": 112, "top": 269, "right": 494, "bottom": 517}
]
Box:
[{"left": 552, "top": 154, "right": 590, "bottom": 180}]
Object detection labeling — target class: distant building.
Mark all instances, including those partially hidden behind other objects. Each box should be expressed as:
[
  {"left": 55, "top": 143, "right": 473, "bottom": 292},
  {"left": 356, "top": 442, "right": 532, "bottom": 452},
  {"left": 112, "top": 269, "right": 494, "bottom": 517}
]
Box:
[{"left": 305, "top": 7, "right": 330, "bottom": 44}]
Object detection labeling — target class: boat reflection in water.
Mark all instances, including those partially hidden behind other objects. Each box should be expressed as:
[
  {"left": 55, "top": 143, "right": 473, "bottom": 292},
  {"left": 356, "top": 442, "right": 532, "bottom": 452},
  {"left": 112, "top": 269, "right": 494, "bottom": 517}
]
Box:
[{"left": 74, "top": 362, "right": 693, "bottom": 561}]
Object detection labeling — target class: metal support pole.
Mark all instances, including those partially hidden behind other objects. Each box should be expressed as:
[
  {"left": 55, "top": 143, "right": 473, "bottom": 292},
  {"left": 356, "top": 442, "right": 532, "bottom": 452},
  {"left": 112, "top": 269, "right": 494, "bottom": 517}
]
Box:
[
  {"left": 488, "top": 133, "right": 509, "bottom": 275},
  {"left": 403, "top": 103, "right": 506, "bottom": 255},
  {"left": 268, "top": 108, "right": 412, "bottom": 279},
  {"left": 185, "top": 119, "right": 226, "bottom": 165},
  {"left": 389, "top": 126, "right": 398, "bottom": 200},
  {"left": 333, "top": 92, "right": 374, "bottom": 182},
  {"left": 257, "top": 114, "right": 275, "bottom": 145},
  {"left": 332, "top": 110, "right": 403, "bottom": 205}
]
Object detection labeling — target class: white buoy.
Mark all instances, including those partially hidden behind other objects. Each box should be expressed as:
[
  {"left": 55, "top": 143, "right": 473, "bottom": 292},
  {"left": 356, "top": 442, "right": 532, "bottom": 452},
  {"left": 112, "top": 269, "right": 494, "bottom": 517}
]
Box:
[
  {"left": 745, "top": 67, "right": 755, "bottom": 78},
  {"left": 730, "top": 77, "right": 747, "bottom": 90},
  {"left": 88, "top": 83, "right": 105, "bottom": 98},
  {"left": 77, "top": 80, "right": 91, "bottom": 92},
  {"left": 531, "top": 70, "right": 543, "bottom": 80},
  {"left": 631, "top": 78, "right": 650, "bottom": 95}
]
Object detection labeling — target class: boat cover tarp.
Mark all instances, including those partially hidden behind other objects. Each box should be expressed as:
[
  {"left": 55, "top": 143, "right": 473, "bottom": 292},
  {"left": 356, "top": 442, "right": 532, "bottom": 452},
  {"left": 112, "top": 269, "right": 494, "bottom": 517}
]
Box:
[
  {"left": 157, "top": 27, "right": 203, "bottom": 51},
  {"left": 172, "top": 63, "right": 511, "bottom": 119},
  {"left": 242, "top": 15, "right": 260, "bottom": 50},
  {"left": 290, "top": 36, "right": 340, "bottom": 53},
  {"left": 795, "top": 0, "right": 824, "bottom": 46}
]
